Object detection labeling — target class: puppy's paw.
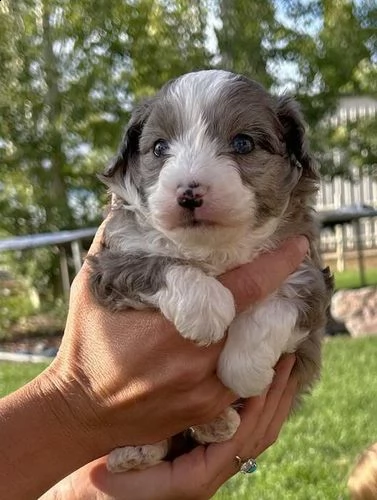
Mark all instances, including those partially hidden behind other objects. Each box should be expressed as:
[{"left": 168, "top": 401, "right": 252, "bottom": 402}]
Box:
[
  {"left": 219, "top": 355, "right": 275, "bottom": 398},
  {"left": 107, "top": 441, "right": 169, "bottom": 473},
  {"left": 157, "top": 267, "right": 236, "bottom": 345},
  {"left": 217, "top": 319, "right": 276, "bottom": 397},
  {"left": 191, "top": 407, "right": 241, "bottom": 444}
]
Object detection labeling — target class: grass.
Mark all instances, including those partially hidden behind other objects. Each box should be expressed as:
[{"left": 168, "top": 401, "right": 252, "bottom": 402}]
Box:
[
  {"left": 1, "top": 337, "right": 376, "bottom": 500},
  {"left": 333, "top": 267, "right": 377, "bottom": 290},
  {"left": 0, "top": 362, "right": 48, "bottom": 395},
  {"left": 215, "top": 336, "right": 377, "bottom": 500}
]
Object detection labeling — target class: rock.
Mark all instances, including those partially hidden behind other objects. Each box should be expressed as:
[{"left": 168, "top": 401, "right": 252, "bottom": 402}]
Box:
[{"left": 331, "top": 286, "right": 377, "bottom": 338}]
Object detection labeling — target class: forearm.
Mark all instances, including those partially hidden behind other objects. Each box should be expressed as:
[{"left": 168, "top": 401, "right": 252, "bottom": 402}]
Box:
[{"left": 0, "top": 366, "right": 108, "bottom": 500}]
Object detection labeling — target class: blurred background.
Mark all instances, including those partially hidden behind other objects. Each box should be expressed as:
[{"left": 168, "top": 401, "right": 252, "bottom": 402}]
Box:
[{"left": 0, "top": 1, "right": 376, "bottom": 497}]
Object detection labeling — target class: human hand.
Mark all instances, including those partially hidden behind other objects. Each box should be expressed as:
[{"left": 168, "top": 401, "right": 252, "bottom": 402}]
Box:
[
  {"left": 41, "top": 354, "right": 297, "bottom": 500},
  {"left": 39, "top": 221, "right": 308, "bottom": 461}
]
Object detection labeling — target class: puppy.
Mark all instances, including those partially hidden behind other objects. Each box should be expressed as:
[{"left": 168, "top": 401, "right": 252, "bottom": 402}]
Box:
[{"left": 89, "top": 70, "right": 333, "bottom": 472}]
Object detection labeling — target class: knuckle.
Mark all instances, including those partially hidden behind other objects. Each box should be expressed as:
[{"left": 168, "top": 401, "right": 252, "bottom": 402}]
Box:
[
  {"left": 244, "top": 274, "right": 264, "bottom": 302},
  {"left": 173, "top": 365, "right": 204, "bottom": 392},
  {"left": 264, "top": 430, "right": 279, "bottom": 449},
  {"left": 187, "top": 395, "right": 215, "bottom": 424},
  {"left": 191, "top": 395, "right": 224, "bottom": 424},
  {"left": 69, "top": 273, "right": 84, "bottom": 299},
  {"left": 284, "top": 239, "right": 307, "bottom": 270}
]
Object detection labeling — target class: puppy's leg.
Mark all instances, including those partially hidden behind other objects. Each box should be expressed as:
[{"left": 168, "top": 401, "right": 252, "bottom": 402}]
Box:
[
  {"left": 218, "top": 295, "right": 303, "bottom": 398},
  {"left": 190, "top": 406, "right": 241, "bottom": 444},
  {"left": 155, "top": 266, "right": 236, "bottom": 346},
  {"left": 90, "top": 251, "right": 235, "bottom": 345},
  {"left": 107, "top": 440, "right": 169, "bottom": 473},
  {"left": 218, "top": 263, "right": 331, "bottom": 398}
]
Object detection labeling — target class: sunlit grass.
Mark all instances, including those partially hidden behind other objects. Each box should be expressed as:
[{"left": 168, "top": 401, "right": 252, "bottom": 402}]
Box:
[
  {"left": 334, "top": 267, "right": 377, "bottom": 290},
  {"left": 215, "top": 336, "right": 377, "bottom": 500},
  {"left": 0, "top": 362, "right": 48, "bottom": 395}
]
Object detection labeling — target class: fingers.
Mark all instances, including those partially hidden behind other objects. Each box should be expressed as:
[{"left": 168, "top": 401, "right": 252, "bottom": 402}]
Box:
[
  {"left": 202, "top": 355, "right": 297, "bottom": 488},
  {"left": 197, "top": 393, "right": 268, "bottom": 490},
  {"left": 87, "top": 219, "right": 107, "bottom": 256},
  {"left": 253, "top": 373, "right": 298, "bottom": 458},
  {"left": 219, "top": 236, "right": 309, "bottom": 313},
  {"left": 54, "top": 360, "right": 298, "bottom": 500},
  {"left": 229, "top": 355, "right": 296, "bottom": 464},
  {"left": 246, "top": 354, "right": 296, "bottom": 450},
  {"left": 90, "top": 458, "right": 176, "bottom": 500},
  {"left": 70, "top": 219, "right": 107, "bottom": 293},
  {"left": 77, "top": 218, "right": 108, "bottom": 281}
]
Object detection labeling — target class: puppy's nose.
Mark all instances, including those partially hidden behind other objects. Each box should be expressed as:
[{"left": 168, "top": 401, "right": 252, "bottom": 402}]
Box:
[{"left": 177, "top": 183, "right": 206, "bottom": 210}]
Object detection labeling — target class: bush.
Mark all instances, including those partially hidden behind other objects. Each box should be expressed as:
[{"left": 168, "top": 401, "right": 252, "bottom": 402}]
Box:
[{"left": 0, "top": 270, "right": 40, "bottom": 340}]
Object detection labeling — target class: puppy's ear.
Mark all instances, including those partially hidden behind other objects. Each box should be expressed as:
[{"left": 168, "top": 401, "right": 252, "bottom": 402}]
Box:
[
  {"left": 99, "top": 99, "right": 154, "bottom": 202},
  {"left": 276, "top": 96, "right": 318, "bottom": 181}
]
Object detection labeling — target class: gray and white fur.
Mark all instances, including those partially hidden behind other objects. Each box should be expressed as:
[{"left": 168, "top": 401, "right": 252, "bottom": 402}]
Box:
[{"left": 88, "top": 70, "right": 333, "bottom": 472}]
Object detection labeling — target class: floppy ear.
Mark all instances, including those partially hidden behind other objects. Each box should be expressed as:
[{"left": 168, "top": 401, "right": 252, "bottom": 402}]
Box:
[
  {"left": 276, "top": 96, "right": 318, "bottom": 181},
  {"left": 99, "top": 99, "right": 154, "bottom": 202}
]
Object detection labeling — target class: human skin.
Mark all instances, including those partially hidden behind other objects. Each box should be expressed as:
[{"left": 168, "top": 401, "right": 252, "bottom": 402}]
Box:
[
  {"left": 0, "top": 231, "right": 308, "bottom": 500},
  {"left": 41, "top": 355, "right": 297, "bottom": 500}
]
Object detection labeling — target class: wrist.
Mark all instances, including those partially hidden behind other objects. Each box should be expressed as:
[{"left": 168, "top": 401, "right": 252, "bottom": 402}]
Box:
[
  {"left": 37, "top": 361, "right": 111, "bottom": 461},
  {"left": 0, "top": 364, "right": 110, "bottom": 499}
]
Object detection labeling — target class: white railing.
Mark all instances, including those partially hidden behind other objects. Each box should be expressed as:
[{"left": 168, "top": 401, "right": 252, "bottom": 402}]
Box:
[{"left": 316, "top": 175, "right": 377, "bottom": 272}]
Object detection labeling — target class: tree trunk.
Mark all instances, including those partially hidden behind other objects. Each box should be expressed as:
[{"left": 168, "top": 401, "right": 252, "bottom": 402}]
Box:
[{"left": 42, "top": 0, "right": 72, "bottom": 229}]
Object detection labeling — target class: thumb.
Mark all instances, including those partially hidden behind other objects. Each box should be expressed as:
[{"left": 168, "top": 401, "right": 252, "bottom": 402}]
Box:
[{"left": 219, "top": 237, "right": 309, "bottom": 313}]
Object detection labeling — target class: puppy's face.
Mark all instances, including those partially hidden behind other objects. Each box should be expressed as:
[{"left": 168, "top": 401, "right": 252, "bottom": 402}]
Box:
[{"left": 103, "top": 70, "right": 316, "bottom": 248}]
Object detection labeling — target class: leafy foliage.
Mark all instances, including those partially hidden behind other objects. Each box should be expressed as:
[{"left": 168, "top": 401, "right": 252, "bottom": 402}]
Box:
[
  {"left": 0, "top": 270, "right": 40, "bottom": 336},
  {"left": 215, "top": 0, "right": 277, "bottom": 88},
  {"left": 273, "top": 0, "right": 377, "bottom": 176},
  {"left": 0, "top": 0, "right": 210, "bottom": 303},
  {"left": 215, "top": 0, "right": 376, "bottom": 177}
]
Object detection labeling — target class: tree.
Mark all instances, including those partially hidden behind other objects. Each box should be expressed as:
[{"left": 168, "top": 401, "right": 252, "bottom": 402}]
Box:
[
  {"left": 127, "top": 0, "right": 210, "bottom": 99},
  {"left": 267, "top": 0, "right": 376, "bottom": 177},
  {"left": 276, "top": 0, "right": 375, "bottom": 120},
  {"left": 0, "top": 0, "right": 209, "bottom": 302},
  {"left": 215, "top": 0, "right": 278, "bottom": 88}
]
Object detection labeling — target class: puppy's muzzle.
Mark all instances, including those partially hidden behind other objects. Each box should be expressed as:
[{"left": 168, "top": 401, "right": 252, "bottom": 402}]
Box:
[{"left": 177, "top": 183, "right": 207, "bottom": 210}]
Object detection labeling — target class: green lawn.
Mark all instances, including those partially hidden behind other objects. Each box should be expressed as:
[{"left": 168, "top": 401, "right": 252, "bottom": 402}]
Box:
[
  {"left": 333, "top": 267, "right": 377, "bottom": 290},
  {"left": 1, "top": 337, "right": 376, "bottom": 500},
  {"left": 0, "top": 361, "right": 48, "bottom": 395},
  {"left": 215, "top": 336, "right": 377, "bottom": 500}
]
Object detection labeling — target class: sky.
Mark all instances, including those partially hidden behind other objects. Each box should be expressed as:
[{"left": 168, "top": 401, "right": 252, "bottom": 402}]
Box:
[{"left": 205, "top": 0, "right": 323, "bottom": 92}]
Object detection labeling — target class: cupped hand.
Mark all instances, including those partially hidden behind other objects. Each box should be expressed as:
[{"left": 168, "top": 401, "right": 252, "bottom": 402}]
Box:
[
  {"left": 41, "top": 355, "right": 297, "bottom": 500},
  {"left": 41, "top": 220, "right": 307, "bottom": 458}
]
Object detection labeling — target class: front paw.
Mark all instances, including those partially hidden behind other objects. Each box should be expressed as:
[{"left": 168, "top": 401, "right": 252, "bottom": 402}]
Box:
[
  {"left": 218, "top": 342, "right": 275, "bottom": 398},
  {"left": 219, "top": 360, "right": 274, "bottom": 398},
  {"left": 190, "top": 406, "right": 241, "bottom": 444},
  {"left": 158, "top": 267, "right": 236, "bottom": 346},
  {"left": 107, "top": 441, "right": 169, "bottom": 473}
]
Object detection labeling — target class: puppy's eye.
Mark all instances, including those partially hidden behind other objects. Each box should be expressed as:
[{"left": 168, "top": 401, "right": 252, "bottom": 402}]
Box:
[
  {"left": 153, "top": 139, "right": 169, "bottom": 157},
  {"left": 231, "top": 134, "right": 254, "bottom": 154}
]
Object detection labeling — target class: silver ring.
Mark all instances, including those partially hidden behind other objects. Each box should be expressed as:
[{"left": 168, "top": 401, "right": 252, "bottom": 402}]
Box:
[{"left": 235, "top": 455, "right": 257, "bottom": 474}]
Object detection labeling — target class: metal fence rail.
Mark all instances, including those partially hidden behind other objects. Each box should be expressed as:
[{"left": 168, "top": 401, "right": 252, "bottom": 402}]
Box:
[{"left": 0, "top": 227, "right": 97, "bottom": 299}]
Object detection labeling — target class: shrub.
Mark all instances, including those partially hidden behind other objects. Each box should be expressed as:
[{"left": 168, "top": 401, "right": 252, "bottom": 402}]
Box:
[{"left": 0, "top": 270, "right": 40, "bottom": 340}]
